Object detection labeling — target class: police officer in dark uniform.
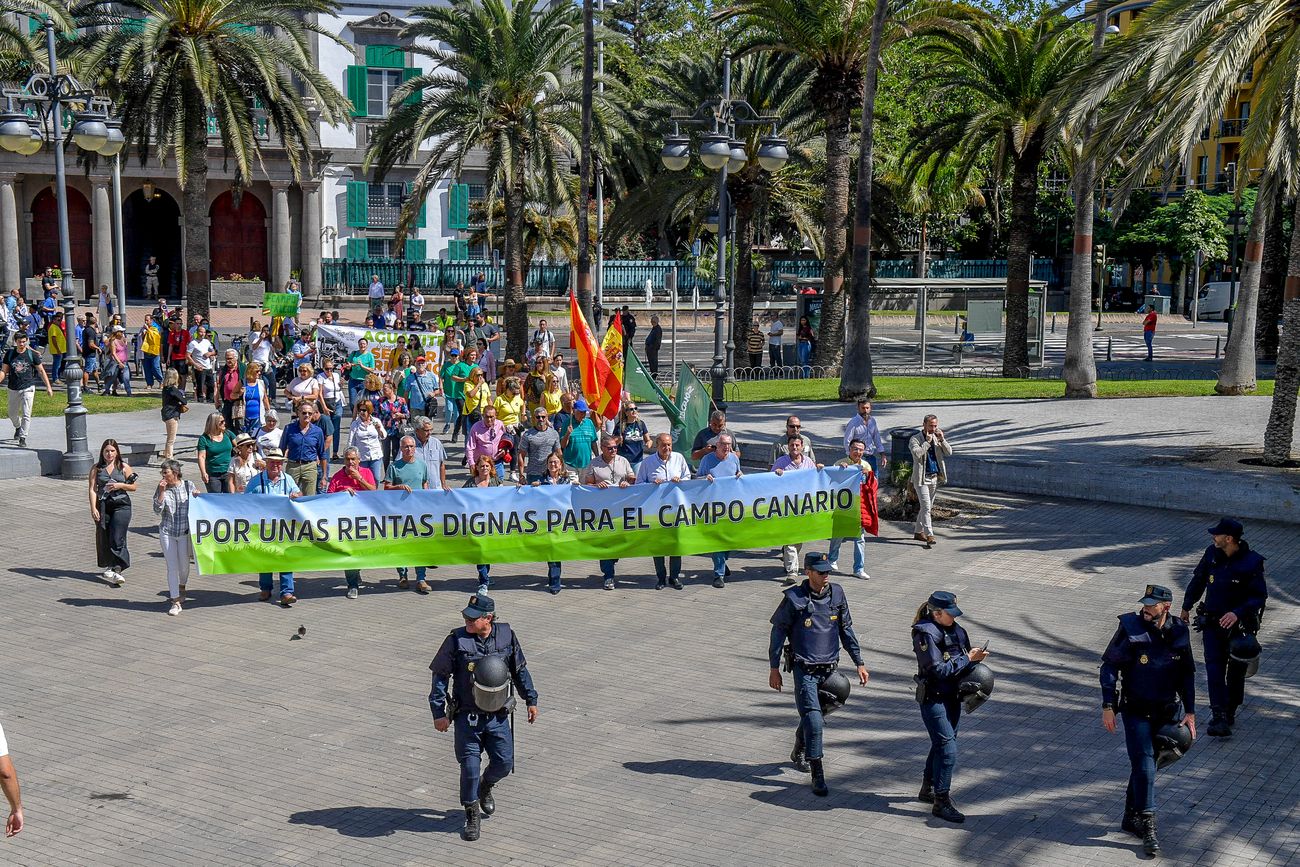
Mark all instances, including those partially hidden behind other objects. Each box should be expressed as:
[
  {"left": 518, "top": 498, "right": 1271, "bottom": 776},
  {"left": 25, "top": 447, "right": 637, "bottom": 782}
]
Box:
[
  {"left": 429, "top": 595, "right": 539, "bottom": 842},
  {"left": 1178, "top": 517, "right": 1267, "bottom": 738},
  {"left": 1100, "top": 584, "right": 1197, "bottom": 857},
  {"left": 911, "top": 590, "right": 989, "bottom": 824},
  {"left": 768, "top": 552, "right": 870, "bottom": 797}
]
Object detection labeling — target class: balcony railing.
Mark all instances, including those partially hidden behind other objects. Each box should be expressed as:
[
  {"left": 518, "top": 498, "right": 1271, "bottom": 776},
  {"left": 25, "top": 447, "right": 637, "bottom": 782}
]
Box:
[
  {"left": 1219, "top": 117, "right": 1248, "bottom": 137},
  {"left": 366, "top": 202, "right": 403, "bottom": 228}
]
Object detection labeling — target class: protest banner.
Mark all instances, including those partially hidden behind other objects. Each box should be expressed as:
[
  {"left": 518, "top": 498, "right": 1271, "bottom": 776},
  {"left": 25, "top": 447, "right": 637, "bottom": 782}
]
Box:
[
  {"left": 315, "top": 323, "right": 443, "bottom": 374},
  {"left": 189, "top": 468, "right": 864, "bottom": 576},
  {"left": 261, "top": 292, "right": 301, "bottom": 317}
]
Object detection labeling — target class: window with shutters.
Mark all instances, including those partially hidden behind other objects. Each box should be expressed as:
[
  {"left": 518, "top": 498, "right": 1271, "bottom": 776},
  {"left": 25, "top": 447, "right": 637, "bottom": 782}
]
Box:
[
  {"left": 367, "top": 238, "right": 396, "bottom": 259},
  {"left": 367, "top": 69, "right": 403, "bottom": 118},
  {"left": 368, "top": 182, "right": 405, "bottom": 227}
]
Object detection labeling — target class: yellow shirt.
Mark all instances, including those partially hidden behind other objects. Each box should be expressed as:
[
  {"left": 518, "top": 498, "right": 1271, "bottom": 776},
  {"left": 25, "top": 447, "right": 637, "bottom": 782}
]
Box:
[
  {"left": 464, "top": 382, "right": 493, "bottom": 415},
  {"left": 494, "top": 393, "right": 523, "bottom": 427},
  {"left": 542, "top": 389, "right": 563, "bottom": 416},
  {"left": 141, "top": 325, "right": 161, "bottom": 355},
  {"left": 49, "top": 323, "right": 67, "bottom": 354}
]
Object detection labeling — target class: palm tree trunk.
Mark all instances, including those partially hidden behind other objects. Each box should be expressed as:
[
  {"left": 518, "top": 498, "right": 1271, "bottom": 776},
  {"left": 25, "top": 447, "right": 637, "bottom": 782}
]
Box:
[
  {"left": 575, "top": 0, "right": 595, "bottom": 326},
  {"left": 503, "top": 159, "right": 529, "bottom": 357},
  {"left": 731, "top": 181, "right": 756, "bottom": 365},
  {"left": 183, "top": 119, "right": 211, "bottom": 322},
  {"left": 841, "top": 0, "right": 888, "bottom": 399},
  {"left": 1063, "top": 153, "right": 1098, "bottom": 397},
  {"left": 1256, "top": 192, "right": 1290, "bottom": 361},
  {"left": 1003, "top": 143, "right": 1042, "bottom": 376},
  {"left": 1217, "top": 173, "right": 1274, "bottom": 394},
  {"left": 814, "top": 87, "right": 853, "bottom": 368},
  {"left": 1261, "top": 194, "right": 1300, "bottom": 465}
]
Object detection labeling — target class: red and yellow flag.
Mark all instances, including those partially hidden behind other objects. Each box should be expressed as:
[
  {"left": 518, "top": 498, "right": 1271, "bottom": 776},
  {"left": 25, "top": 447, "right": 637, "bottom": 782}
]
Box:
[
  {"left": 602, "top": 311, "right": 625, "bottom": 382},
  {"left": 570, "top": 291, "right": 622, "bottom": 419}
]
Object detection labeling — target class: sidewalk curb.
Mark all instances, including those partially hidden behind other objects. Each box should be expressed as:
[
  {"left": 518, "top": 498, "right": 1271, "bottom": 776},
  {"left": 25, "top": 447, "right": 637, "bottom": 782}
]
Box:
[{"left": 948, "top": 455, "right": 1300, "bottom": 525}]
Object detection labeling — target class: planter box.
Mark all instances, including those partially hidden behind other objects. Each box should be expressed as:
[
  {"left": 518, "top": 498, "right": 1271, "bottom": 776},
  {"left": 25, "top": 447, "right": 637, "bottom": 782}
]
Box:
[
  {"left": 25, "top": 277, "right": 86, "bottom": 300},
  {"left": 211, "top": 280, "right": 266, "bottom": 306}
]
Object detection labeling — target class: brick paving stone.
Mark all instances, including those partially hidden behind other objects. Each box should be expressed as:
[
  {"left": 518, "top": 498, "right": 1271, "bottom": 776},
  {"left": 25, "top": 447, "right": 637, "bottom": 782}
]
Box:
[{"left": 0, "top": 473, "right": 1296, "bottom": 866}]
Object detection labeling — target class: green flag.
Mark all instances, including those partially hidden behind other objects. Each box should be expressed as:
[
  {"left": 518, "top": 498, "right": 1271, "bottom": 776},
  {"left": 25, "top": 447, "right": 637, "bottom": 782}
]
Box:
[
  {"left": 673, "top": 361, "right": 713, "bottom": 460},
  {"left": 261, "top": 292, "right": 300, "bottom": 317},
  {"left": 625, "top": 347, "right": 678, "bottom": 424}
]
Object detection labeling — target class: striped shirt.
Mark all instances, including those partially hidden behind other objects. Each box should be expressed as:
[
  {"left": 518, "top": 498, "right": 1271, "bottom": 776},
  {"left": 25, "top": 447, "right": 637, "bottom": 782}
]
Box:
[{"left": 153, "top": 480, "right": 197, "bottom": 537}]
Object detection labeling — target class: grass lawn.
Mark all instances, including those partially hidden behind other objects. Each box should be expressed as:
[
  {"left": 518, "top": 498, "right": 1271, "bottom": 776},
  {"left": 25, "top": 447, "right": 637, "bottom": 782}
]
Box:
[
  {"left": 730, "top": 377, "right": 1277, "bottom": 403},
  {"left": 32, "top": 391, "right": 158, "bottom": 417}
]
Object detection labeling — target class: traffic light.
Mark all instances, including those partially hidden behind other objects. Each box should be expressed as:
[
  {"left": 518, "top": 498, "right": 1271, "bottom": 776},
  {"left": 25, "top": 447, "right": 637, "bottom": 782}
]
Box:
[{"left": 1093, "top": 244, "right": 1106, "bottom": 271}]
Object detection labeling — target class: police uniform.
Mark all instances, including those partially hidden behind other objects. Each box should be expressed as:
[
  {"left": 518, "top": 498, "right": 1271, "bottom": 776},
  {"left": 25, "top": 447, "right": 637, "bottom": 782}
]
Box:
[
  {"left": 767, "top": 553, "right": 865, "bottom": 797},
  {"left": 1181, "top": 518, "right": 1267, "bottom": 736},
  {"left": 911, "top": 590, "right": 974, "bottom": 822},
  {"left": 429, "top": 595, "right": 538, "bottom": 841},
  {"left": 1100, "top": 584, "right": 1195, "bottom": 854}
]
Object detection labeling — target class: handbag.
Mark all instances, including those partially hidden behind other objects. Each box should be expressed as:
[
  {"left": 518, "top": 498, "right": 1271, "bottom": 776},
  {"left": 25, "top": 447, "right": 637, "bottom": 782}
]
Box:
[{"left": 232, "top": 397, "right": 246, "bottom": 421}]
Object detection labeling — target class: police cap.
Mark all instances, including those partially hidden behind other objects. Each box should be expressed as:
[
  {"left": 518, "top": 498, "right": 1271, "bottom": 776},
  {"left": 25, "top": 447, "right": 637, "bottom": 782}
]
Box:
[
  {"left": 927, "top": 590, "right": 962, "bottom": 617},
  {"left": 462, "top": 593, "right": 495, "bottom": 619},
  {"left": 1138, "top": 585, "right": 1173, "bottom": 606}
]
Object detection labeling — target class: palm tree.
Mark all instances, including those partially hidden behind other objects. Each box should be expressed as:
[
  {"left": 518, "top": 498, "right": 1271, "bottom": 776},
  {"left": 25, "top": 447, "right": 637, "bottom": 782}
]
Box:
[
  {"left": 904, "top": 12, "right": 1090, "bottom": 376},
  {"left": 75, "top": 0, "right": 353, "bottom": 322},
  {"left": 717, "top": 0, "right": 881, "bottom": 367},
  {"left": 576, "top": 0, "right": 596, "bottom": 326},
  {"left": 0, "top": 1, "right": 73, "bottom": 69},
  {"left": 467, "top": 180, "right": 578, "bottom": 285},
  {"left": 368, "top": 0, "right": 624, "bottom": 356},
  {"left": 1068, "top": 0, "right": 1300, "bottom": 460}
]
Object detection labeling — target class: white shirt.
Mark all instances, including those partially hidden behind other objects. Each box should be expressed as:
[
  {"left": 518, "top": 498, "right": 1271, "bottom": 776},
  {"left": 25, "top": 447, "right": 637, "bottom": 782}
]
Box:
[
  {"left": 316, "top": 370, "right": 343, "bottom": 405},
  {"left": 533, "top": 328, "right": 556, "bottom": 357},
  {"left": 635, "top": 451, "right": 692, "bottom": 484},
  {"left": 257, "top": 425, "right": 281, "bottom": 456},
  {"left": 350, "top": 416, "right": 386, "bottom": 461},
  {"left": 768, "top": 320, "right": 785, "bottom": 346},
  {"left": 550, "top": 364, "right": 568, "bottom": 392},
  {"left": 411, "top": 291, "right": 425, "bottom": 313},
  {"left": 287, "top": 376, "right": 320, "bottom": 401},
  {"left": 187, "top": 337, "right": 215, "bottom": 370},
  {"left": 249, "top": 335, "right": 273, "bottom": 366}
]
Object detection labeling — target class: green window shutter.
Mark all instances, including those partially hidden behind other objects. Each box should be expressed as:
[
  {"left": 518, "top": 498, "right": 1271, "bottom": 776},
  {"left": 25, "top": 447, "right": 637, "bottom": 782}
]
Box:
[
  {"left": 402, "top": 67, "right": 423, "bottom": 105},
  {"left": 448, "top": 183, "right": 469, "bottom": 230},
  {"left": 345, "top": 181, "right": 369, "bottom": 228},
  {"left": 344, "top": 238, "right": 368, "bottom": 260},
  {"left": 206, "top": 115, "right": 218, "bottom": 136},
  {"left": 406, "top": 182, "right": 427, "bottom": 228},
  {"left": 345, "top": 65, "right": 367, "bottom": 117},
  {"left": 405, "top": 239, "right": 427, "bottom": 262},
  {"left": 365, "top": 44, "right": 405, "bottom": 68},
  {"left": 448, "top": 239, "right": 469, "bottom": 261}
]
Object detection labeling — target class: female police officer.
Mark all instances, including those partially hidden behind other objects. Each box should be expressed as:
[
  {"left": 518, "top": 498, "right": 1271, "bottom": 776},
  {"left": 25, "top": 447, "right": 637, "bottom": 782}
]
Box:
[
  {"left": 1100, "top": 584, "right": 1196, "bottom": 857},
  {"left": 912, "top": 590, "right": 988, "bottom": 824}
]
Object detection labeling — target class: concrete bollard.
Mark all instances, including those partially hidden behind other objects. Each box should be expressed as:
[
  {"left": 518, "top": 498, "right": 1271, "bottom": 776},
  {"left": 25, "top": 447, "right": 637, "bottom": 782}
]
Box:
[
  {"left": 1051, "top": 314, "right": 1056, "bottom": 334},
  {"left": 1106, "top": 337, "right": 1112, "bottom": 361},
  {"left": 954, "top": 316, "right": 960, "bottom": 335},
  {"left": 1215, "top": 336, "right": 1221, "bottom": 358}
]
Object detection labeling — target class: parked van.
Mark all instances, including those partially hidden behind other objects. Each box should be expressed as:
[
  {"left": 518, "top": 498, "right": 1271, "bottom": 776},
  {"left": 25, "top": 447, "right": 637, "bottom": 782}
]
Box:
[{"left": 1195, "top": 281, "right": 1233, "bottom": 321}]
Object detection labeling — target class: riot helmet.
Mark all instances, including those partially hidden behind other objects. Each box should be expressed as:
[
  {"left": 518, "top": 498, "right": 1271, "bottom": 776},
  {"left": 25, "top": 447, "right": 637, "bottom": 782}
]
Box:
[
  {"left": 1229, "top": 633, "right": 1261, "bottom": 678},
  {"left": 958, "top": 662, "right": 995, "bottom": 713},
  {"left": 818, "top": 671, "right": 852, "bottom": 716},
  {"left": 1153, "top": 721, "right": 1193, "bottom": 769},
  {"left": 471, "top": 654, "right": 513, "bottom": 713}
]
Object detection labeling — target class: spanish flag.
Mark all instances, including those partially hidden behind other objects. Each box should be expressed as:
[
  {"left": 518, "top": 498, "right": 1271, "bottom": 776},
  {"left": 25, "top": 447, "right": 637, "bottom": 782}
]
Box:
[
  {"left": 602, "top": 310, "right": 625, "bottom": 382},
  {"left": 570, "top": 290, "right": 622, "bottom": 419}
]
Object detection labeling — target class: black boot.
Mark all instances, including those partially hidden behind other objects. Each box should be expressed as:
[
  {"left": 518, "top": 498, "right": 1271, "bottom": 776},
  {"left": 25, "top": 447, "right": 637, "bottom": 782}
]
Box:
[
  {"left": 1207, "top": 707, "right": 1231, "bottom": 737},
  {"left": 932, "top": 793, "right": 965, "bottom": 823},
  {"left": 1139, "top": 811, "right": 1159, "bottom": 856},
  {"left": 1227, "top": 705, "right": 1237, "bottom": 726},
  {"left": 810, "top": 759, "right": 829, "bottom": 796},
  {"left": 1122, "top": 811, "right": 1142, "bottom": 837},
  {"left": 479, "top": 782, "right": 496, "bottom": 816},
  {"left": 790, "top": 729, "right": 810, "bottom": 773},
  {"left": 461, "top": 804, "right": 481, "bottom": 842},
  {"left": 918, "top": 780, "right": 934, "bottom": 804}
]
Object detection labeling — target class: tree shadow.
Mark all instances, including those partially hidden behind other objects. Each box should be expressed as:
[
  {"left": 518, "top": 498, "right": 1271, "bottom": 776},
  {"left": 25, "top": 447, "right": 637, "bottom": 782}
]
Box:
[{"left": 287, "top": 805, "right": 459, "bottom": 838}]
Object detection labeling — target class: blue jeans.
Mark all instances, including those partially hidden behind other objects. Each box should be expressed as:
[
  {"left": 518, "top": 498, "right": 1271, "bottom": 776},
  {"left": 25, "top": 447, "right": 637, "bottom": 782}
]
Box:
[
  {"left": 362, "top": 459, "right": 383, "bottom": 483},
  {"left": 599, "top": 559, "right": 617, "bottom": 581},
  {"left": 454, "top": 711, "right": 514, "bottom": 806},
  {"left": 865, "top": 454, "right": 879, "bottom": 475},
  {"left": 921, "top": 697, "right": 962, "bottom": 794},
  {"left": 397, "top": 566, "right": 428, "bottom": 583},
  {"left": 476, "top": 564, "right": 490, "bottom": 591},
  {"left": 654, "top": 556, "right": 681, "bottom": 581},
  {"left": 348, "top": 378, "right": 364, "bottom": 411},
  {"left": 792, "top": 662, "right": 830, "bottom": 760},
  {"left": 259, "top": 572, "right": 295, "bottom": 597},
  {"left": 1144, "top": 330, "right": 1154, "bottom": 359},
  {"left": 797, "top": 340, "right": 812, "bottom": 378},
  {"left": 143, "top": 353, "right": 162, "bottom": 387},
  {"left": 109, "top": 362, "right": 132, "bottom": 395},
  {"left": 344, "top": 569, "right": 361, "bottom": 589},
  {"left": 328, "top": 405, "right": 344, "bottom": 458},
  {"left": 828, "top": 532, "right": 866, "bottom": 573},
  {"left": 710, "top": 552, "right": 730, "bottom": 577},
  {"left": 444, "top": 397, "right": 462, "bottom": 439},
  {"left": 51, "top": 353, "right": 64, "bottom": 380},
  {"left": 1122, "top": 712, "right": 1156, "bottom": 813},
  {"left": 547, "top": 562, "right": 561, "bottom": 588}
]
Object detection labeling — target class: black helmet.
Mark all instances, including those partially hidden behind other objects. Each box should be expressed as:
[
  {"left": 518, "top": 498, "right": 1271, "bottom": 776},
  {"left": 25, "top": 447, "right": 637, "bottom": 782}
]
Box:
[
  {"left": 471, "top": 655, "right": 512, "bottom": 712},
  {"left": 818, "top": 671, "right": 852, "bottom": 716},
  {"left": 1229, "top": 633, "right": 1261, "bottom": 678},
  {"left": 1153, "top": 721, "right": 1193, "bottom": 769},
  {"left": 958, "top": 662, "right": 995, "bottom": 713}
]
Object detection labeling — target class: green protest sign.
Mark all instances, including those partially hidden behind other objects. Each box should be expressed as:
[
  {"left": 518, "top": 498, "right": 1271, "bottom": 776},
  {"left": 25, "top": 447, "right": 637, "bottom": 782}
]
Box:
[{"left": 262, "top": 292, "right": 301, "bottom": 317}]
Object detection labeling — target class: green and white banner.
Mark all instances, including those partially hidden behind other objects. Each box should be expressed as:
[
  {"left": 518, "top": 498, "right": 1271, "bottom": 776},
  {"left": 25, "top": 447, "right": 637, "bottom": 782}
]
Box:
[
  {"left": 315, "top": 323, "right": 444, "bottom": 373},
  {"left": 189, "top": 468, "right": 865, "bottom": 576}
]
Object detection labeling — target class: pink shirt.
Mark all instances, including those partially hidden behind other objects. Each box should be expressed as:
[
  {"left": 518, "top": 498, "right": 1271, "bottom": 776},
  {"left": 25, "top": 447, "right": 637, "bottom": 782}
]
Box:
[
  {"left": 466, "top": 419, "right": 505, "bottom": 467},
  {"left": 326, "top": 466, "right": 376, "bottom": 493}
]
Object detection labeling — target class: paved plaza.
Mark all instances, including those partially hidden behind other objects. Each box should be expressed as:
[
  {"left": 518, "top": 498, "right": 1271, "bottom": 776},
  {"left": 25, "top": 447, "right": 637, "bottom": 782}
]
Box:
[{"left": 0, "top": 467, "right": 1296, "bottom": 865}]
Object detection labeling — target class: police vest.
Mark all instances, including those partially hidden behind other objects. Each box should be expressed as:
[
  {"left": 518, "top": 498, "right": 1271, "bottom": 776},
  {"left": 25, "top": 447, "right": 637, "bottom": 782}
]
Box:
[
  {"left": 1107, "top": 613, "right": 1191, "bottom": 713},
  {"left": 912, "top": 620, "right": 971, "bottom": 698},
  {"left": 784, "top": 583, "right": 849, "bottom": 666},
  {"left": 450, "top": 623, "right": 515, "bottom": 715},
  {"left": 1196, "top": 543, "right": 1266, "bottom": 618}
]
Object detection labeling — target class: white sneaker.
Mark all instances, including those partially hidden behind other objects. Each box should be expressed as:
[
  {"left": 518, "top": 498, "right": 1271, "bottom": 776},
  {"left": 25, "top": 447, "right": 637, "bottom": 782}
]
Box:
[
  {"left": 100, "top": 568, "right": 115, "bottom": 582},
  {"left": 167, "top": 602, "right": 182, "bottom": 616},
  {"left": 853, "top": 570, "right": 871, "bottom": 580},
  {"left": 828, "top": 560, "right": 841, "bottom": 574},
  {"left": 103, "top": 570, "right": 124, "bottom": 586}
]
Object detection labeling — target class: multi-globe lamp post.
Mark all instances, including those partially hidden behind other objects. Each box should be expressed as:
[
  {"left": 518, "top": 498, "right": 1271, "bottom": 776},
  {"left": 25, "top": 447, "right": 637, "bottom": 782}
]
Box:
[
  {"left": 0, "top": 19, "right": 125, "bottom": 478},
  {"left": 659, "top": 54, "right": 787, "bottom": 406}
]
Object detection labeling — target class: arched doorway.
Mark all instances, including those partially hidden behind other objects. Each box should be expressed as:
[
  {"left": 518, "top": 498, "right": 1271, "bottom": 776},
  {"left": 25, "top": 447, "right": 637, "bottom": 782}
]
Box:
[
  {"left": 123, "top": 188, "right": 182, "bottom": 299},
  {"left": 209, "top": 190, "right": 268, "bottom": 280},
  {"left": 30, "top": 187, "right": 92, "bottom": 291}
]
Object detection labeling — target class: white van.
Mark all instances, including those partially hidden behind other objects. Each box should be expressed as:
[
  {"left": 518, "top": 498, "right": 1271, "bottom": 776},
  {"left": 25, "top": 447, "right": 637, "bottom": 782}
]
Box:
[{"left": 1195, "top": 281, "right": 1233, "bottom": 321}]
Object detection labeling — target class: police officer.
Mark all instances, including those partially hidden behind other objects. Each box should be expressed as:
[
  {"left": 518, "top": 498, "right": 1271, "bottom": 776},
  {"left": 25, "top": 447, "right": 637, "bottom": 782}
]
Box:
[
  {"left": 429, "top": 595, "right": 539, "bottom": 842},
  {"left": 1100, "top": 584, "right": 1197, "bottom": 857},
  {"left": 768, "top": 552, "right": 869, "bottom": 797},
  {"left": 911, "top": 590, "right": 988, "bottom": 824},
  {"left": 1178, "top": 517, "right": 1267, "bottom": 737}
]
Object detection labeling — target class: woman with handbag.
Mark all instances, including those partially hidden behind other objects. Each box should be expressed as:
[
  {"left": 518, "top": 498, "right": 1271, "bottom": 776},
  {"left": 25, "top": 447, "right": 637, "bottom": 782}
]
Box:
[
  {"left": 462, "top": 366, "right": 493, "bottom": 432},
  {"left": 103, "top": 325, "right": 132, "bottom": 396},
  {"left": 349, "top": 399, "right": 387, "bottom": 482},
  {"left": 88, "top": 438, "right": 137, "bottom": 587},
  {"left": 242, "top": 362, "right": 271, "bottom": 434},
  {"left": 197, "top": 413, "right": 236, "bottom": 493},
  {"left": 403, "top": 356, "right": 441, "bottom": 421},
  {"left": 376, "top": 380, "right": 410, "bottom": 469},
  {"left": 314, "top": 360, "right": 345, "bottom": 460},
  {"left": 153, "top": 459, "right": 199, "bottom": 616},
  {"left": 160, "top": 367, "right": 189, "bottom": 459}
]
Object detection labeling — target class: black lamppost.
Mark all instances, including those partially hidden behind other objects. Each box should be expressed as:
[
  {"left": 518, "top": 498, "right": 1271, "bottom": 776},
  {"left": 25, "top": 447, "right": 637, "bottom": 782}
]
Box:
[
  {"left": 659, "top": 54, "right": 788, "bottom": 406},
  {"left": 0, "top": 20, "right": 124, "bottom": 478}
]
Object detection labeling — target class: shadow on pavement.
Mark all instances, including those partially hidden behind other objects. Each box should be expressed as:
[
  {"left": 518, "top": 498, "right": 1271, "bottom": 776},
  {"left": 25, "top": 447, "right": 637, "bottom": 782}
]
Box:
[
  {"left": 12, "top": 566, "right": 108, "bottom": 584},
  {"left": 288, "top": 805, "right": 459, "bottom": 837}
]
